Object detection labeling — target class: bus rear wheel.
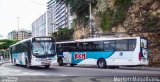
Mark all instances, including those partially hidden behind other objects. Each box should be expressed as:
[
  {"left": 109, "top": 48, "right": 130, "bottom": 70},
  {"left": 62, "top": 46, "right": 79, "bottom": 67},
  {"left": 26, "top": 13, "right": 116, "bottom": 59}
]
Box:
[
  {"left": 97, "top": 59, "right": 106, "bottom": 68},
  {"left": 58, "top": 58, "right": 63, "bottom": 66}
]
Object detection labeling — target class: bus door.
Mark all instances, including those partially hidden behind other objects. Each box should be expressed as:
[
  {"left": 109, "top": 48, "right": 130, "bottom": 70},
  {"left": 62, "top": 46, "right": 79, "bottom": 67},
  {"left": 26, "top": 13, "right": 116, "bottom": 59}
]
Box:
[
  {"left": 139, "top": 38, "right": 148, "bottom": 63},
  {"left": 61, "top": 43, "right": 72, "bottom": 64},
  {"left": 9, "top": 48, "right": 13, "bottom": 63},
  {"left": 27, "top": 41, "right": 31, "bottom": 63}
]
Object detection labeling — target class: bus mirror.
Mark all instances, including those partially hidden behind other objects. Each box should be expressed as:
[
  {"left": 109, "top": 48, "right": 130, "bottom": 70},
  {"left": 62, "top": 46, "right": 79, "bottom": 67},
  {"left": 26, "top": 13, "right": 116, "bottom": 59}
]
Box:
[{"left": 30, "top": 44, "right": 33, "bottom": 50}]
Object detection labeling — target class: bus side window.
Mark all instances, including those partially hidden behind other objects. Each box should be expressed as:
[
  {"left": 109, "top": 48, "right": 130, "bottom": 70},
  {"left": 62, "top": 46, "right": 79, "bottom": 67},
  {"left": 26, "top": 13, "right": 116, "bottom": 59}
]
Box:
[
  {"left": 77, "top": 43, "right": 87, "bottom": 51},
  {"left": 116, "top": 40, "right": 128, "bottom": 51},
  {"left": 129, "top": 39, "right": 136, "bottom": 51},
  {"left": 104, "top": 41, "right": 115, "bottom": 51},
  {"left": 62, "top": 44, "right": 66, "bottom": 52},
  {"left": 86, "top": 42, "right": 90, "bottom": 51},
  {"left": 56, "top": 44, "right": 59, "bottom": 52},
  {"left": 21, "top": 43, "right": 28, "bottom": 52},
  {"left": 79, "top": 43, "right": 83, "bottom": 51},
  {"left": 93, "top": 41, "right": 103, "bottom": 51},
  {"left": 82, "top": 42, "right": 88, "bottom": 51},
  {"left": 57, "top": 44, "right": 62, "bottom": 52},
  {"left": 75, "top": 43, "right": 79, "bottom": 51},
  {"left": 69, "top": 43, "right": 76, "bottom": 51}
]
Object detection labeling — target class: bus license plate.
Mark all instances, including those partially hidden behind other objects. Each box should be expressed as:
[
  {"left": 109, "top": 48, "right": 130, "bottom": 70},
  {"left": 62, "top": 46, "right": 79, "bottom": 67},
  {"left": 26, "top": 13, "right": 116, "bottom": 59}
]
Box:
[{"left": 42, "top": 61, "right": 50, "bottom": 64}]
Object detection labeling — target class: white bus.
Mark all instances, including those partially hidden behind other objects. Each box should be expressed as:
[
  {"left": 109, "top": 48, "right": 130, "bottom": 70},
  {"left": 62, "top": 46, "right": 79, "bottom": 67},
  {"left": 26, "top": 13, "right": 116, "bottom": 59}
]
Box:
[
  {"left": 56, "top": 37, "right": 149, "bottom": 68},
  {"left": 9, "top": 36, "right": 56, "bottom": 68}
]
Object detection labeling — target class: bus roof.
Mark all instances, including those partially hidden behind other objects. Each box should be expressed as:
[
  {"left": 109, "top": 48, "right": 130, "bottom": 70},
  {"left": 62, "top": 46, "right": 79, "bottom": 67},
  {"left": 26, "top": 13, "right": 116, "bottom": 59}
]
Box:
[
  {"left": 56, "top": 37, "right": 140, "bottom": 44},
  {"left": 9, "top": 36, "right": 54, "bottom": 47}
]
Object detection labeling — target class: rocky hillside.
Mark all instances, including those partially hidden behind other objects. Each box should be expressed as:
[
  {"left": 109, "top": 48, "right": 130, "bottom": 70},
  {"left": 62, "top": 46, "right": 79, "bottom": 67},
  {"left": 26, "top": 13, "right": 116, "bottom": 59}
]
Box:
[
  {"left": 74, "top": 0, "right": 160, "bottom": 46},
  {"left": 111, "top": 0, "right": 160, "bottom": 47}
]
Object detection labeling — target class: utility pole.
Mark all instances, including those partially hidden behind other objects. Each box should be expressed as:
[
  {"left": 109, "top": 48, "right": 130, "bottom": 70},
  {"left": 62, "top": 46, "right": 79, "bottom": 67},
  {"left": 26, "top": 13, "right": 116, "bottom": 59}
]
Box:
[
  {"left": 17, "top": 17, "right": 20, "bottom": 40},
  {"left": 89, "top": 2, "right": 92, "bottom": 38},
  {"left": 88, "top": 0, "right": 94, "bottom": 38},
  {"left": 17, "top": 17, "right": 20, "bottom": 31}
]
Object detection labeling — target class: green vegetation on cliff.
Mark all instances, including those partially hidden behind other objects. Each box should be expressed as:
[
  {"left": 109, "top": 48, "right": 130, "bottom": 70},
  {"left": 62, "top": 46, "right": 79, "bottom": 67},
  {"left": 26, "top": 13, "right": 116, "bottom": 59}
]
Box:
[
  {"left": 99, "top": 0, "right": 132, "bottom": 32},
  {"left": 52, "top": 28, "right": 74, "bottom": 41}
]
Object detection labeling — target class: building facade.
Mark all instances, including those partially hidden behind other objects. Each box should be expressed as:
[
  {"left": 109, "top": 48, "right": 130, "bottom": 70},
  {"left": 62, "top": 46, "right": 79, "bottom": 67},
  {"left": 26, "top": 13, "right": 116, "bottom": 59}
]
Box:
[
  {"left": 32, "top": 13, "right": 47, "bottom": 37},
  {"left": 8, "top": 29, "right": 31, "bottom": 41},
  {"left": 47, "top": 0, "right": 73, "bottom": 36},
  {"left": 8, "top": 30, "right": 17, "bottom": 40}
]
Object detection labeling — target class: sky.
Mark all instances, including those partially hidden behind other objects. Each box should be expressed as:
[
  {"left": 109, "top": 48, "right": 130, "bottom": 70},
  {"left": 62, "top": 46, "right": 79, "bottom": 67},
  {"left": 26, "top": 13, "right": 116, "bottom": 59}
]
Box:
[{"left": 0, "top": 0, "right": 48, "bottom": 39}]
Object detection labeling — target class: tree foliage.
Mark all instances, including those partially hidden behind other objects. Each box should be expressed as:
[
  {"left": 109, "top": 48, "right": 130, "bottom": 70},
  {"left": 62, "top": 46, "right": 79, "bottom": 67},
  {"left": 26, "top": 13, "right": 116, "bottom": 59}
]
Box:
[
  {"left": 52, "top": 28, "right": 74, "bottom": 42},
  {"left": 99, "top": 0, "right": 132, "bottom": 31},
  {"left": 63, "top": 0, "right": 97, "bottom": 18},
  {"left": 99, "top": 10, "right": 113, "bottom": 31},
  {"left": 113, "top": 0, "right": 132, "bottom": 24},
  {"left": 0, "top": 39, "right": 17, "bottom": 49}
]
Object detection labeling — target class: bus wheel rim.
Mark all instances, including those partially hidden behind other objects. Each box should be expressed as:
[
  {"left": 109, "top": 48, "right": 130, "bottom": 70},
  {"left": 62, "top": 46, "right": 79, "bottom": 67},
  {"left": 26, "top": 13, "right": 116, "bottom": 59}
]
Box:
[{"left": 99, "top": 61, "right": 104, "bottom": 67}]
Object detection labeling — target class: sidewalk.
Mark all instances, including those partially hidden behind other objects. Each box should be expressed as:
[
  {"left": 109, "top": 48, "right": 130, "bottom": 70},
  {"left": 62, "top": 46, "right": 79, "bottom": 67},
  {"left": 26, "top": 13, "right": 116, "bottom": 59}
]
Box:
[
  {"left": 0, "top": 60, "right": 9, "bottom": 66},
  {"left": 120, "top": 66, "right": 160, "bottom": 71}
]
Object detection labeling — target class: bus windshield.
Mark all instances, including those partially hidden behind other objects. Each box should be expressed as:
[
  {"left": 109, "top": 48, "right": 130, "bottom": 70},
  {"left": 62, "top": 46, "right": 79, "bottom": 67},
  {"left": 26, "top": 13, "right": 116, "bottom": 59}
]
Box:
[{"left": 32, "top": 41, "right": 55, "bottom": 56}]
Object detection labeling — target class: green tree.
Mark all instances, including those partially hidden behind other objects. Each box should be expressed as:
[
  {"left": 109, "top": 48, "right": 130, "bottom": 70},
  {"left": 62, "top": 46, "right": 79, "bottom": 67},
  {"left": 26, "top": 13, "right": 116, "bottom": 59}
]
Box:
[
  {"left": 63, "top": 0, "right": 97, "bottom": 18},
  {"left": 52, "top": 28, "right": 74, "bottom": 41},
  {"left": 0, "top": 39, "right": 17, "bottom": 49}
]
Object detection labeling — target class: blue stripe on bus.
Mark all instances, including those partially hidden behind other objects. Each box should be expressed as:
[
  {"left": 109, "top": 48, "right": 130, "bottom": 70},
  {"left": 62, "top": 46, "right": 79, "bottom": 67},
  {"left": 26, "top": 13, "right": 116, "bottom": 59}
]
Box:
[{"left": 69, "top": 51, "right": 114, "bottom": 64}]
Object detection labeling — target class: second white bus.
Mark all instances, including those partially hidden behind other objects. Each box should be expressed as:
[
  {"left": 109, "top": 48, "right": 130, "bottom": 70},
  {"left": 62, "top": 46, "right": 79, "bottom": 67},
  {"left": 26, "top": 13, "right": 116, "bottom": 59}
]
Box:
[{"left": 56, "top": 37, "right": 149, "bottom": 68}]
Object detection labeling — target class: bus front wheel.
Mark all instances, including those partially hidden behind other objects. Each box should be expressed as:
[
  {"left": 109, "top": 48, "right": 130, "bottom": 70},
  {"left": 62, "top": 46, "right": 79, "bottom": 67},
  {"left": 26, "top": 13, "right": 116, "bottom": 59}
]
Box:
[
  {"left": 14, "top": 59, "right": 17, "bottom": 66},
  {"left": 97, "top": 59, "right": 106, "bottom": 68},
  {"left": 58, "top": 58, "right": 63, "bottom": 66}
]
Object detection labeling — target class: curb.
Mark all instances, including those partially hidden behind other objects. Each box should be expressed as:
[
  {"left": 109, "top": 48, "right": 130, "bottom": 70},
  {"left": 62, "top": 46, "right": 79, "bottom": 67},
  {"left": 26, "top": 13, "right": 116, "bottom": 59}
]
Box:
[{"left": 0, "top": 61, "right": 9, "bottom": 66}]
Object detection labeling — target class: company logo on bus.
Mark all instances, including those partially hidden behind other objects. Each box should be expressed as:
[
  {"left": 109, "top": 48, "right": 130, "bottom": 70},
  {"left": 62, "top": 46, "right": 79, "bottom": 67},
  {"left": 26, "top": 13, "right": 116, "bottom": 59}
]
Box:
[{"left": 74, "top": 53, "right": 86, "bottom": 60}]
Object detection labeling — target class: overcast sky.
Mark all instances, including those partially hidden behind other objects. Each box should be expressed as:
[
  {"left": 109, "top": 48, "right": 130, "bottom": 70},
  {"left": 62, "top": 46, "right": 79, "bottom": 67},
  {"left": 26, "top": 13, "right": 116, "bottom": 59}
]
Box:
[{"left": 0, "top": 0, "right": 48, "bottom": 39}]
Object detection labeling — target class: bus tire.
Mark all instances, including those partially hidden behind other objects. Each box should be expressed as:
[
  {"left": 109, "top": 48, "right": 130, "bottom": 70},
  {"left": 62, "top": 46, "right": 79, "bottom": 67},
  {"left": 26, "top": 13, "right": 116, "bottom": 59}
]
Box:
[
  {"left": 58, "top": 58, "right": 63, "bottom": 66},
  {"left": 70, "top": 64, "right": 74, "bottom": 67},
  {"left": 25, "top": 59, "right": 30, "bottom": 69},
  {"left": 97, "top": 58, "right": 106, "bottom": 68},
  {"left": 45, "top": 65, "right": 50, "bottom": 69}
]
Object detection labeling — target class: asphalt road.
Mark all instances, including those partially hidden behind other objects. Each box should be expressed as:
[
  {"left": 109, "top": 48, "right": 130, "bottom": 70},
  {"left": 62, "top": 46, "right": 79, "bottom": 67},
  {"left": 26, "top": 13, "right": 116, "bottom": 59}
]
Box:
[{"left": 0, "top": 63, "right": 160, "bottom": 82}]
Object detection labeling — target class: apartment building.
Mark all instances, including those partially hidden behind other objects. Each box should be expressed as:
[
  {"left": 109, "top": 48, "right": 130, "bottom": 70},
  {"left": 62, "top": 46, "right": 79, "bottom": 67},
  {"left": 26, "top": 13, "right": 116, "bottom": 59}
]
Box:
[
  {"left": 8, "top": 29, "right": 31, "bottom": 41},
  {"left": 32, "top": 13, "right": 47, "bottom": 37},
  {"left": 47, "top": 0, "right": 73, "bottom": 36},
  {"left": 8, "top": 30, "right": 16, "bottom": 40}
]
